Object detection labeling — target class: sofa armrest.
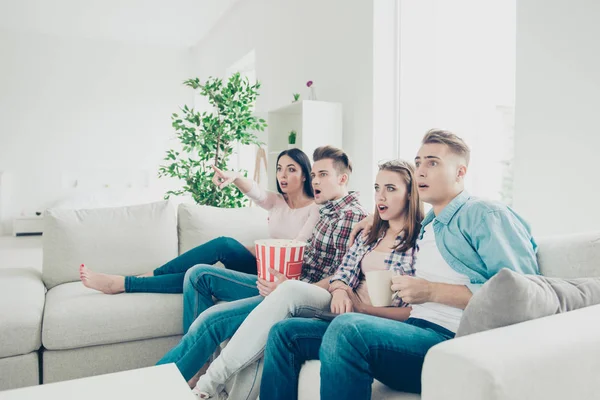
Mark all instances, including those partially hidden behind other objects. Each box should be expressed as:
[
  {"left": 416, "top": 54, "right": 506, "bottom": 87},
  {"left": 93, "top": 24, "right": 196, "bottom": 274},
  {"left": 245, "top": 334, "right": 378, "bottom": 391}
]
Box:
[{"left": 421, "top": 304, "right": 600, "bottom": 400}]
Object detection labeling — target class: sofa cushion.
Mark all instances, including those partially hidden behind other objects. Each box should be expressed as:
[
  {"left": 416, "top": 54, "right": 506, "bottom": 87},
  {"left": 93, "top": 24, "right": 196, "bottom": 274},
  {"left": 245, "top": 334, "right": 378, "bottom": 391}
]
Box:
[
  {"left": 42, "top": 282, "right": 182, "bottom": 350},
  {"left": 0, "top": 268, "right": 45, "bottom": 358},
  {"left": 298, "top": 360, "right": 420, "bottom": 400},
  {"left": 0, "top": 352, "right": 40, "bottom": 391},
  {"left": 178, "top": 203, "right": 269, "bottom": 254},
  {"left": 42, "top": 201, "right": 178, "bottom": 289},
  {"left": 536, "top": 231, "right": 600, "bottom": 278},
  {"left": 457, "top": 268, "right": 600, "bottom": 337},
  {"left": 42, "top": 336, "right": 182, "bottom": 384}
]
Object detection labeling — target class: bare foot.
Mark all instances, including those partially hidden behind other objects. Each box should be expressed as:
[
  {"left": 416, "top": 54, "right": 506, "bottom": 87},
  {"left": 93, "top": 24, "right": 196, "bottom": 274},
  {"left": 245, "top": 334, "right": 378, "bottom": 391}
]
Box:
[
  {"left": 80, "top": 264, "right": 125, "bottom": 294},
  {"left": 188, "top": 361, "right": 210, "bottom": 388}
]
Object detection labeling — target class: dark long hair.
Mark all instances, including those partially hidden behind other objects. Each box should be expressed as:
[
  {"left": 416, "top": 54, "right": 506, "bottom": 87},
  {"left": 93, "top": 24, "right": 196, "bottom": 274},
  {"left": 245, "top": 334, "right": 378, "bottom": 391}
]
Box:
[
  {"left": 365, "top": 160, "right": 424, "bottom": 252},
  {"left": 276, "top": 148, "right": 314, "bottom": 198}
]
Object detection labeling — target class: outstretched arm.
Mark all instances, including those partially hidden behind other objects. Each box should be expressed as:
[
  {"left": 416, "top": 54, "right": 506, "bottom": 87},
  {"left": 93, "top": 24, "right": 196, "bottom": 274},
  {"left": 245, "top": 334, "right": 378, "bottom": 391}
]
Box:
[{"left": 212, "top": 165, "right": 280, "bottom": 210}]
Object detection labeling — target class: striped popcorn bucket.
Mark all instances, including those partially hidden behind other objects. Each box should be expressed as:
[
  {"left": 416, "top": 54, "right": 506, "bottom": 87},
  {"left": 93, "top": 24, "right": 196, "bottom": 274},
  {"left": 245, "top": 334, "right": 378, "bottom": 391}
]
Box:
[{"left": 254, "top": 239, "right": 307, "bottom": 282}]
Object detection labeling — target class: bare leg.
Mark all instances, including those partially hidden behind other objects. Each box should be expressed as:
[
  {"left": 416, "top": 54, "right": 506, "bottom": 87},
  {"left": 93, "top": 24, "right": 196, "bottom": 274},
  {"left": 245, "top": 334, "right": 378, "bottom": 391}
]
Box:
[
  {"left": 80, "top": 264, "right": 125, "bottom": 294},
  {"left": 137, "top": 271, "right": 154, "bottom": 277}
]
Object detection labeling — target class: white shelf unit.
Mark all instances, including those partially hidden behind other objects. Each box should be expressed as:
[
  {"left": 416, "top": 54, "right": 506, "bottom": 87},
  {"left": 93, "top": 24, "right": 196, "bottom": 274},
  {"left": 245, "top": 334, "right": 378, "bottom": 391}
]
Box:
[
  {"left": 267, "top": 100, "right": 342, "bottom": 191},
  {"left": 13, "top": 216, "right": 44, "bottom": 236}
]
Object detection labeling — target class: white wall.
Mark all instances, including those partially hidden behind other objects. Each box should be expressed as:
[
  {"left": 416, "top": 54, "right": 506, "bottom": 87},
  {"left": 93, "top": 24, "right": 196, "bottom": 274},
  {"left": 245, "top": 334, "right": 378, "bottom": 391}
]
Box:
[
  {"left": 372, "top": 0, "right": 399, "bottom": 178},
  {"left": 0, "top": 29, "right": 193, "bottom": 234},
  {"left": 513, "top": 0, "right": 600, "bottom": 236},
  {"left": 398, "top": 0, "right": 516, "bottom": 203},
  {"left": 190, "top": 0, "right": 376, "bottom": 209}
]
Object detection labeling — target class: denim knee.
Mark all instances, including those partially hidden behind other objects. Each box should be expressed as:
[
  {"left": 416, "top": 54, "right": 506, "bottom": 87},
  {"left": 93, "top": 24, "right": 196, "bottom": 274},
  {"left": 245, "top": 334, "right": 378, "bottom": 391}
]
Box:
[
  {"left": 212, "top": 236, "right": 238, "bottom": 249},
  {"left": 184, "top": 264, "right": 214, "bottom": 293},
  {"left": 320, "top": 313, "right": 366, "bottom": 361},
  {"left": 267, "top": 320, "right": 293, "bottom": 350},
  {"left": 185, "top": 264, "right": 209, "bottom": 284}
]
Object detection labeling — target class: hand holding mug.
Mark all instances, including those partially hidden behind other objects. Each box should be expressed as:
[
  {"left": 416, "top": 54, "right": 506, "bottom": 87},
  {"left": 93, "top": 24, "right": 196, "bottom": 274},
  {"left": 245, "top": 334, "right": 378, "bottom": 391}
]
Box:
[{"left": 391, "top": 275, "right": 433, "bottom": 305}]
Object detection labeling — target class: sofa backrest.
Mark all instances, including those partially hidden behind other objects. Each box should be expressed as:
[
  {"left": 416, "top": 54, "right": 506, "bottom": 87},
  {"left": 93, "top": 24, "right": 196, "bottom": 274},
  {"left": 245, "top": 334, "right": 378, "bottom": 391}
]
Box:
[
  {"left": 537, "top": 231, "right": 600, "bottom": 278},
  {"left": 42, "top": 201, "right": 178, "bottom": 289},
  {"left": 177, "top": 203, "right": 269, "bottom": 254}
]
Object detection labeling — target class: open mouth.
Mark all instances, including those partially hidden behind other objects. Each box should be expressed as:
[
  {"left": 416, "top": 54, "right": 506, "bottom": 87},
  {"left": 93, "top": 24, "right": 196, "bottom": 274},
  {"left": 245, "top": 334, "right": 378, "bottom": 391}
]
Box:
[
  {"left": 280, "top": 181, "right": 288, "bottom": 188},
  {"left": 377, "top": 204, "right": 388, "bottom": 212},
  {"left": 315, "top": 189, "right": 322, "bottom": 196}
]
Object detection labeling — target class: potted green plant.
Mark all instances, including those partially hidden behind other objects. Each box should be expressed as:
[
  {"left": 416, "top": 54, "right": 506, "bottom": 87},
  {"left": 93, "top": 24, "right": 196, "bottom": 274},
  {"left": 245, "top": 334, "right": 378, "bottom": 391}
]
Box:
[
  {"left": 292, "top": 93, "right": 300, "bottom": 103},
  {"left": 288, "top": 130, "right": 297, "bottom": 149},
  {"left": 159, "top": 72, "right": 267, "bottom": 208}
]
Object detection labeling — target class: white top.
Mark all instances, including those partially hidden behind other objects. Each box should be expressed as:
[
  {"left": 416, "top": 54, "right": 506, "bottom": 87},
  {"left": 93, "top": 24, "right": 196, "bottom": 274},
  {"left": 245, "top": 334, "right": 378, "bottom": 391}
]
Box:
[
  {"left": 246, "top": 181, "right": 320, "bottom": 242},
  {"left": 409, "top": 221, "right": 471, "bottom": 333}
]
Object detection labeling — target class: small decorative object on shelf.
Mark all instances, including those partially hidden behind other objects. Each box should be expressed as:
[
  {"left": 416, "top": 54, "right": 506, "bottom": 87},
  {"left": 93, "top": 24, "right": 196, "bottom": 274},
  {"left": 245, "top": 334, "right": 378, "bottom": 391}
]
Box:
[
  {"left": 288, "top": 130, "right": 297, "bottom": 149},
  {"left": 307, "top": 80, "right": 317, "bottom": 100},
  {"left": 292, "top": 93, "right": 300, "bottom": 102},
  {"left": 266, "top": 100, "right": 342, "bottom": 191}
]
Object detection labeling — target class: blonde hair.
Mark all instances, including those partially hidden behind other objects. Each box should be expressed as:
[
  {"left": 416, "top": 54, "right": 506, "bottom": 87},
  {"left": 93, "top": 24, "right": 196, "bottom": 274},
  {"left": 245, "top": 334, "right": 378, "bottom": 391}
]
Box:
[
  {"left": 313, "top": 145, "right": 352, "bottom": 176},
  {"left": 365, "top": 160, "right": 424, "bottom": 253},
  {"left": 422, "top": 129, "right": 470, "bottom": 165}
]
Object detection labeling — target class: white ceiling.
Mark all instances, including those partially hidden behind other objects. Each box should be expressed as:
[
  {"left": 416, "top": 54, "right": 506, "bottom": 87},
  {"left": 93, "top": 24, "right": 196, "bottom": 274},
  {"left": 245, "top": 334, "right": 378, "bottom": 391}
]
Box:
[{"left": 0, "top": 0, "right": 241, "bottom": 48}]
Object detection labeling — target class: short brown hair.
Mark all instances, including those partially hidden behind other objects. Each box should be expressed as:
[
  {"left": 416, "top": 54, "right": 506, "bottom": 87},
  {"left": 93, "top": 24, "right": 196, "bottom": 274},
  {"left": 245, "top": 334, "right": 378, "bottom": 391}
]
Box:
[
  {"left": 422, "top": 129, "right": 470, "bottom": 165},
  {"left": 313, "top": 145, "right": 352, "bottom": 176}
]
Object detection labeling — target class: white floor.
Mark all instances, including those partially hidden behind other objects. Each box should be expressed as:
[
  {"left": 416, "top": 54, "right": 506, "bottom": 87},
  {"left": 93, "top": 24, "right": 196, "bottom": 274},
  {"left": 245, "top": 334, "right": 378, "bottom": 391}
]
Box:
[{"left": 0, "top": 236, "right": 42, "bottom": 271}]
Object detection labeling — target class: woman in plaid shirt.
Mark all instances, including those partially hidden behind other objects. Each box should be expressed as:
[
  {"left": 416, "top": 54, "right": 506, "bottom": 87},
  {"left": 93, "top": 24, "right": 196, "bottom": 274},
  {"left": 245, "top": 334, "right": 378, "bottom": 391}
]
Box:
[{"left": 327, "top": 159, "right": 423, "bottom": 320}]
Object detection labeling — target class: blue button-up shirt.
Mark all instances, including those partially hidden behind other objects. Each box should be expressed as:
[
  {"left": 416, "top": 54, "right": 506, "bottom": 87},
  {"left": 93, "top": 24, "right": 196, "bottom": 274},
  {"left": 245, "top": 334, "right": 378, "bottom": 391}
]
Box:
[{"left": 420, "top": 191, "right": 539, "bottom": 292}]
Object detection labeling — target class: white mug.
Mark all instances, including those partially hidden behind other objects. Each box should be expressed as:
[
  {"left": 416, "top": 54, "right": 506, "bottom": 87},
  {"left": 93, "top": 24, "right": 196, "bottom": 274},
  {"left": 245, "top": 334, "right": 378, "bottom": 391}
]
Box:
[{"left": 365, "top": 270, "right": 394, "bottom": 307}]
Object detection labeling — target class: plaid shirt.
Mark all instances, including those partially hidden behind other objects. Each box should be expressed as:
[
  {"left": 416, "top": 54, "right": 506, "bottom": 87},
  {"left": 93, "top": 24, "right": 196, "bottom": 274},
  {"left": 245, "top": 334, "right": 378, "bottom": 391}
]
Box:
[
  {"left": 330, "top": 231, "right": 417, "bottom": 307},
  {"left": 301, "top": 192, "right": 367, "bottom": 283}
]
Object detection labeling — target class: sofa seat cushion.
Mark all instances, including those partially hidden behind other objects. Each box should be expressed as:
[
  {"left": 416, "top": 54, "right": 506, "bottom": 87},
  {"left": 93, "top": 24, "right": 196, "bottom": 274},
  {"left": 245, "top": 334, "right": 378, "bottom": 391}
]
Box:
[
  {"left": 0, "top": 268, "right": 45, "bottom": 358},
  {"left": 298, "top": 360, "right": 420, "bottom": 400},
  {"left": 42, "top": 282, "right": 183, "bottom": 350}
]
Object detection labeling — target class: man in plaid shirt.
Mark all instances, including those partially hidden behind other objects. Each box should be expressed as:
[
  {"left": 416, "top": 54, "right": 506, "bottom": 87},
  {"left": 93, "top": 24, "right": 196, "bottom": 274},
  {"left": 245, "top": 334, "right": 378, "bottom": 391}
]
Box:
[
  {"left": 156, "top": 145, "right": 367, "bottom": 398},
  {"left": 300, "top": 190, "right": 367, "bottom": 285}
]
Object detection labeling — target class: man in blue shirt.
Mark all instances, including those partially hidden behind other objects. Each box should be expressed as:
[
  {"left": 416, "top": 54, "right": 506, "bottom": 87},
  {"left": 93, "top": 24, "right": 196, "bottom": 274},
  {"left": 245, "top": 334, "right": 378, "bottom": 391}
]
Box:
[{"left": 258, "top": 129, "right": 539, "bottom": 400}]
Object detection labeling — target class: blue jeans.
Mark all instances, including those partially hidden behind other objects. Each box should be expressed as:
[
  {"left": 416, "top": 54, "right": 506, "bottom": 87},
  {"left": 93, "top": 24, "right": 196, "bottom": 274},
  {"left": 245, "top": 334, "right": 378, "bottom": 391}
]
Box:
[
  {"left": 156, "top": 265, "right": 262, "bottom": 380},
  {"left": 260, "top": 314, "right": 455, "bottom": 400},
  {"left": 124, "top": 236, "right": 256, "bottom": 293}
]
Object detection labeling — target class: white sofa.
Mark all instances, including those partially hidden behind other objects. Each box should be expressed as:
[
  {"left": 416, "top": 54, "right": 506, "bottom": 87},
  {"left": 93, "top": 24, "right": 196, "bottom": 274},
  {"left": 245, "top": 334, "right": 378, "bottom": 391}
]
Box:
[
  {"left": 0, "top": 201, "right": 269, "bottom": 390},
  {"left": 1, "top": 200, "right": 599, "bottom": 400},
  {"left": 0, "top": 268, "right": 45, "bottom": 390}
]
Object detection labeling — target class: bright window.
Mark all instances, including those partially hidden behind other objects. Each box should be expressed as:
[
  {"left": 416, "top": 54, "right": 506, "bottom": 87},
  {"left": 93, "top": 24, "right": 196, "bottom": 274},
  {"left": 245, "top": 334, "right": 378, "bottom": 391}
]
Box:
[{"left": 397, "top": 0, "right": 516, "bottom": 204}]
